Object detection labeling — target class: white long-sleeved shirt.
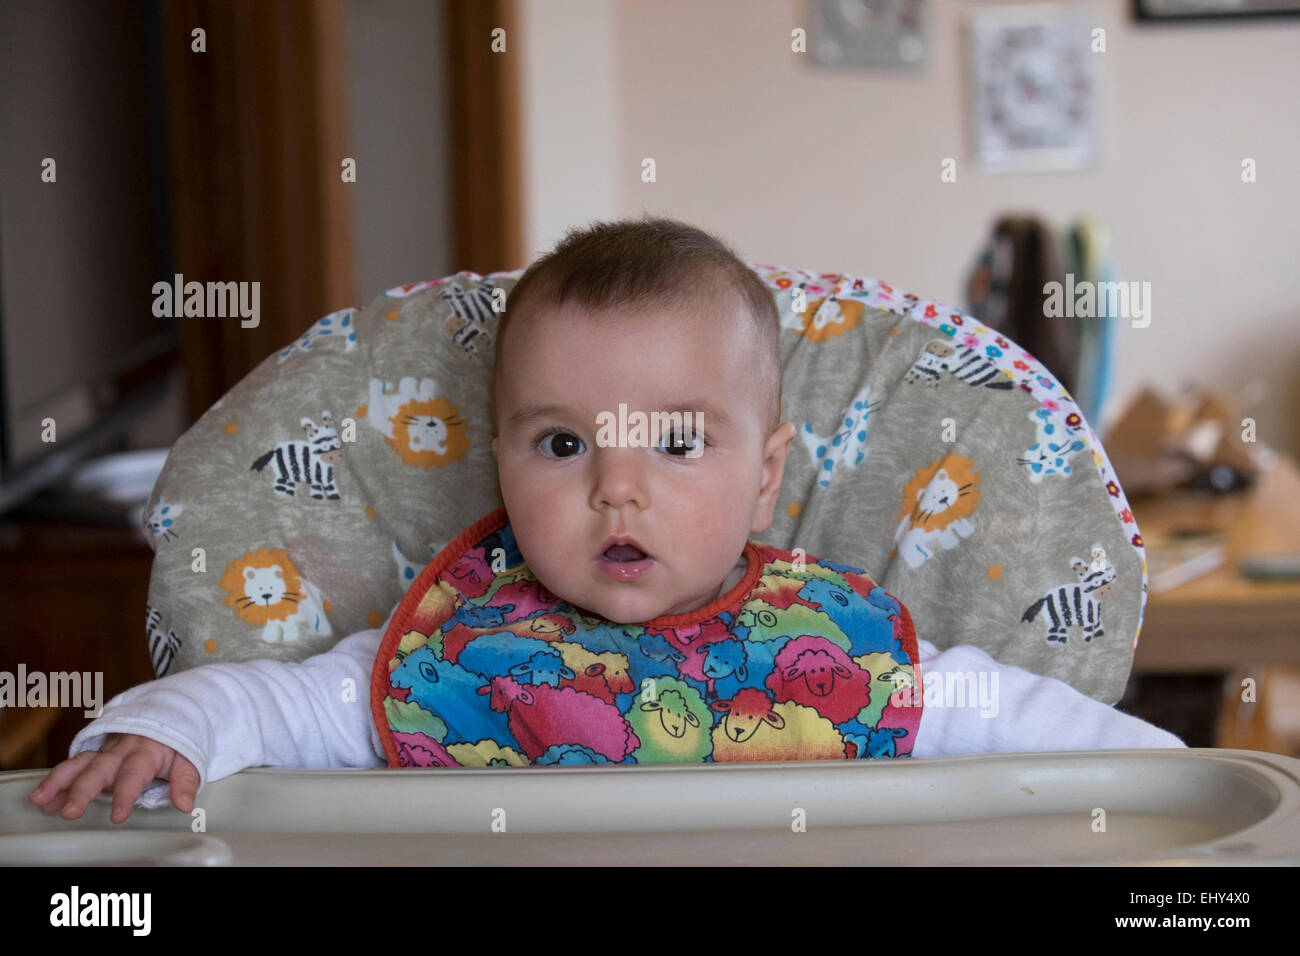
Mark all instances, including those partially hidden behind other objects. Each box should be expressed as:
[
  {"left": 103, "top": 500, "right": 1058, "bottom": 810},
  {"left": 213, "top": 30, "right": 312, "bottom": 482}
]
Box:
[{"left": 69, "top": 620, "right": 1187, "bottom": 810}]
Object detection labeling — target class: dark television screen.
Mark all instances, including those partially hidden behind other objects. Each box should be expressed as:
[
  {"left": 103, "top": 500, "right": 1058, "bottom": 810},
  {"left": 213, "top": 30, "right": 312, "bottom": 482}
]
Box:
[{"left": 0, "top": 0, "right": 177, "bottom": 511}]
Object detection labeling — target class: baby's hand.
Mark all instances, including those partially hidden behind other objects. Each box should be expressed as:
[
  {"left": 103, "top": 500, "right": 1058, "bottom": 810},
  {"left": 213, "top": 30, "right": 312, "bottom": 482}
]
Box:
[{"left": 27, "top": 733, "right": 200, "bottom": 824}]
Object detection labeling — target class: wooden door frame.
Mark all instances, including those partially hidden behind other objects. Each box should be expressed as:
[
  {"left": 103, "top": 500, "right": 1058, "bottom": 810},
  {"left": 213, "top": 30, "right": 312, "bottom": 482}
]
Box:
[
  {"left": 160, "top": 0, "right": 524, "bottom": 422},
  {"left": 448, "top": 0, "right": 525, "bottom": 274},
  {"left": 159, "top": 0, "right": 354, "bottom": 422}
]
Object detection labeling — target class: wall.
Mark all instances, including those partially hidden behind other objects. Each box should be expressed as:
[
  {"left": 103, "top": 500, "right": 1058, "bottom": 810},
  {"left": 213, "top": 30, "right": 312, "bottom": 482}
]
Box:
[
  {"left": 344, "top": 0, "right": 455, "bottom": 302},
  {"left": 516, "top": 0, "right": 620, "bottom": 263},
  {"left": 515, "top": 0, "right": 1300, "bottom": 453}
]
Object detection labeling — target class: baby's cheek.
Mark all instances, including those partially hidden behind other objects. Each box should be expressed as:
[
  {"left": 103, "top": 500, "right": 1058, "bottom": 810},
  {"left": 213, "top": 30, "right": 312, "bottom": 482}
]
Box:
[{"left": 683, "top": 492, "right": 739, "bottom": 539}]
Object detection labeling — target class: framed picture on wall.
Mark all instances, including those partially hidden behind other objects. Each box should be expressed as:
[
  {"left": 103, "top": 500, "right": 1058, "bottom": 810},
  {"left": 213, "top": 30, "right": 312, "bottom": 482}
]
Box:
[
  {"left": 809, "top": 0, "right": 928, "bottom": 69},
  {"left": 1135, "top": 0, "right": 1300, "bottom": 21},
  {"left": 966, "top": 3, "right": 1101, "bottom": 174}
]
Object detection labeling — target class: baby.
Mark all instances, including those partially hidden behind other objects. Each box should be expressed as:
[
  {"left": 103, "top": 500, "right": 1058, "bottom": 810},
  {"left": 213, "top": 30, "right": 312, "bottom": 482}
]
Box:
[{"left": 30, "top": 215, "right": 1185, "bottom": 823}]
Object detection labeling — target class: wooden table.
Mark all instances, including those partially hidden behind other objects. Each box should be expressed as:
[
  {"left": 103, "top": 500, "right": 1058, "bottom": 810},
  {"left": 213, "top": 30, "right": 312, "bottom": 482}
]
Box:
[{"left": 1130, "top": 454, "right": 1300, "bottom": 674}]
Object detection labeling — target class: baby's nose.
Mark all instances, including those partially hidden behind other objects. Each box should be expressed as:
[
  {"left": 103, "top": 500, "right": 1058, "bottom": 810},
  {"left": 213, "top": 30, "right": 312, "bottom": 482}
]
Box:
[{"left": 591, "top": 448, "right": 649, "bottom": 509}]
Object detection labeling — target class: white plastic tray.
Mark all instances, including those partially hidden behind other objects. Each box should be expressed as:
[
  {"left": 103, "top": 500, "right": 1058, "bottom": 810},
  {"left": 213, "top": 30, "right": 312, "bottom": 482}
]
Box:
[{"left": 3, "top": 748, "right": 1298, "bottom": 865}]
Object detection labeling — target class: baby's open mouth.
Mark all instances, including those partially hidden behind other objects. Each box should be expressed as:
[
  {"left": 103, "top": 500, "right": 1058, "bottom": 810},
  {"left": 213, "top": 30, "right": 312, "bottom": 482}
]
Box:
[
  {"left": 595, "top": 538, "right": 655, "bottom": 580},
  {"left": 602, "top": 544, "right": 649, "bottom": 562}
]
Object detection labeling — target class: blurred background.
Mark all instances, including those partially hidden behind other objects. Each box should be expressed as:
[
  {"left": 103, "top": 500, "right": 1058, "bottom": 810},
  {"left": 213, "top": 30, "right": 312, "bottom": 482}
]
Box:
[{"left": 1, "top": 0, "right": 1297, "bottom": 765}]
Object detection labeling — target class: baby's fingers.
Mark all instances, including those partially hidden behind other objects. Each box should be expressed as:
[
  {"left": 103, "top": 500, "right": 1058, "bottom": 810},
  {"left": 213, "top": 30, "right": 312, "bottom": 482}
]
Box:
[
  {"left": 109, "top": 750, "right": 167, "bottom": 824},
  {"left": 28, "top": 751, "right": 99, "bottom": 809},
  {"left": 167, "top": 754, "right": 200, "bottom": 814},
  {"left": 59, "top": 751, "right": 124, "bottom": 820}
]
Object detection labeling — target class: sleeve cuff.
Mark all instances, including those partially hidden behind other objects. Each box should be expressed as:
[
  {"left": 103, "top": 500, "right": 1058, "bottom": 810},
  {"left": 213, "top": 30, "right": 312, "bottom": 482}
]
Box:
[{"left": 68, "top": 717, "right": 210, "bottom": 811}]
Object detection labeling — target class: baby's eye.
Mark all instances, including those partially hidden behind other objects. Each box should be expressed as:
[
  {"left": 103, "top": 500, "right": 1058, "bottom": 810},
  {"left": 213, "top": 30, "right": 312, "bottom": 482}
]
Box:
[
  {"left": 659, "top": 429, "right": 706, "bottom": 457},
  {"left": 537, "top": 429, "right": 585, "bottom": 459}
]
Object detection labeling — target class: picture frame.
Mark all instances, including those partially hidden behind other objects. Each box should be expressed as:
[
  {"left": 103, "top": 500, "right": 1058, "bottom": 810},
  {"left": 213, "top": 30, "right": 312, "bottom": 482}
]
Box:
[
  {"left": 809, "top": 0, "right": 928, "bottom": 69},
  {"left": 966, "top": 3, "right": 1102, "bottom": 174},
  {"left": 1134, "top": 0, "right": 1300, "bottom": 21}
]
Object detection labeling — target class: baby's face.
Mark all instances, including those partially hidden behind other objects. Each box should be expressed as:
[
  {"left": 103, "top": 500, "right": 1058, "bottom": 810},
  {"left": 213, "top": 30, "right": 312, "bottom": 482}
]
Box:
[{"left": 492, "top": 297, "right": 795, "bottom": 624}]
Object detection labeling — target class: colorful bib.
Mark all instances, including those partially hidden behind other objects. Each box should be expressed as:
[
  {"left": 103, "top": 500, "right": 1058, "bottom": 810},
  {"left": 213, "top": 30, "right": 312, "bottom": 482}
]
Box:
[{"left": 370, "top": 507, "right": 923, "bottom": 767}]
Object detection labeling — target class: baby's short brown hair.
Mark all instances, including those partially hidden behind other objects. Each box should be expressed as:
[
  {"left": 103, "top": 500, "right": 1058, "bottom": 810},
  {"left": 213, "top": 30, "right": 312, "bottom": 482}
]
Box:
[{"left": 491, "top": 215, "right": 782, "bottom": 438}]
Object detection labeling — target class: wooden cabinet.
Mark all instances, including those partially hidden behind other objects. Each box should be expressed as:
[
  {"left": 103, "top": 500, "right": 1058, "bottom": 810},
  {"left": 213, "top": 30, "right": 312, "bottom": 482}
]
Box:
[{"left": 0, "top": 517, "right": 156, "bottom": 770}]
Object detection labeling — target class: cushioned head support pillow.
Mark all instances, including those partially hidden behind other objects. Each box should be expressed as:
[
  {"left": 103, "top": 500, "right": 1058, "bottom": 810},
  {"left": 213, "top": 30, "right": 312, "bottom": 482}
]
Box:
[{"left": 140, "top": 266, "right": 1148, "bottom": 705}]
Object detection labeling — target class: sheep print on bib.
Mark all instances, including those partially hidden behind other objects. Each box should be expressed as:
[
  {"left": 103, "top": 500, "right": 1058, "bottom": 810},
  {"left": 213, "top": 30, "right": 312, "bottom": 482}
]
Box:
[{"left": 369, "top": 507, "right": 923, "bottom": 767}]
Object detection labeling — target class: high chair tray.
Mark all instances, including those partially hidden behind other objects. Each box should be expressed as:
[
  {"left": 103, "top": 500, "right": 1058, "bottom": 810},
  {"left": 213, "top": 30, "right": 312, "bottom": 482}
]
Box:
[{"left": 3, "top": 748, "right": 1299, "bottom": 866}]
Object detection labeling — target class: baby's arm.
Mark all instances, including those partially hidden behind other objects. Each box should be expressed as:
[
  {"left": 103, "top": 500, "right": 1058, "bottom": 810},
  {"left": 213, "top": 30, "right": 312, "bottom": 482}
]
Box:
[
  {"left": 51, "top": 618, "right": 390, "bottom": 813},
  {"left": 909, "top": 637, "right": 1187, "bottom": 757}
]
